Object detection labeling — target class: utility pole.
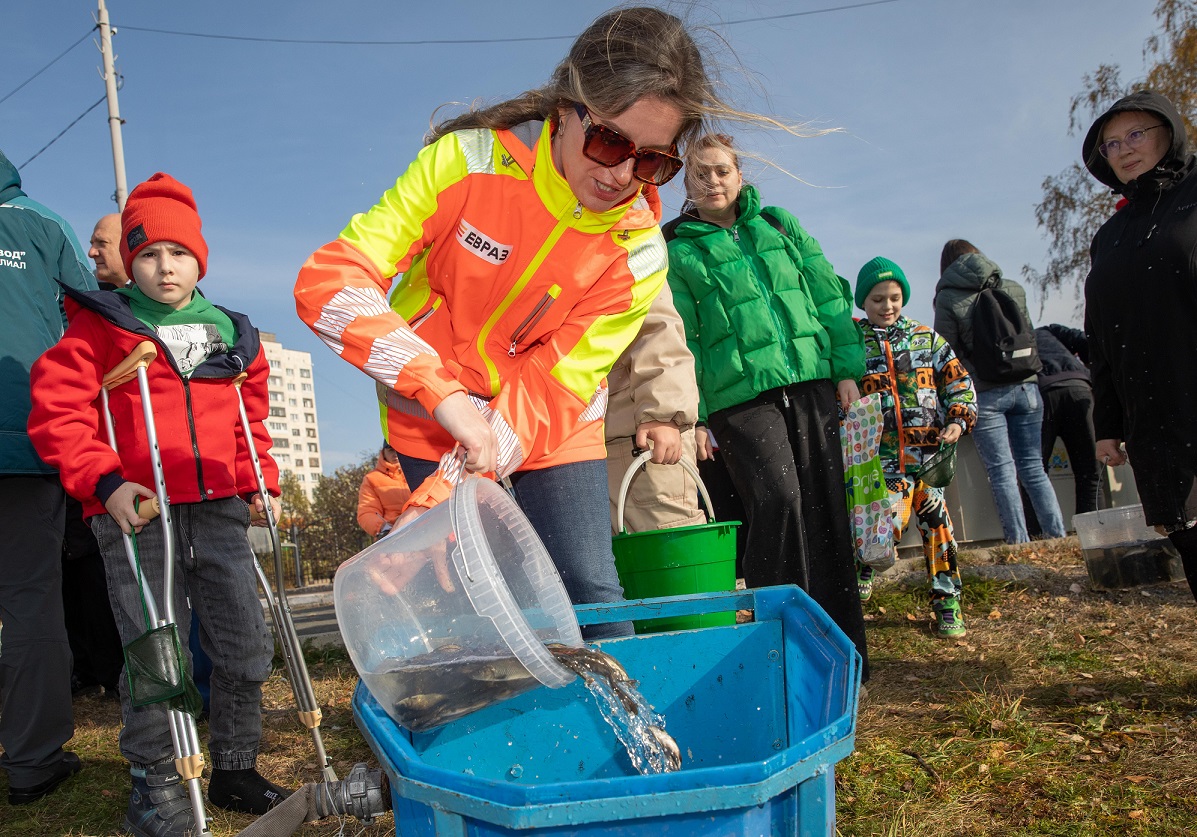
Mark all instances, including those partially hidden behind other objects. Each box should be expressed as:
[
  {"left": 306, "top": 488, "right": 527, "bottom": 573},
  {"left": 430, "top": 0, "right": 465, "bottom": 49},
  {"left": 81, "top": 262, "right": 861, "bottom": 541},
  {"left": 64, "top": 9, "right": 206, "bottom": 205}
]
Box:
[{"left": 97, "top": 0, "right": 128, "bottom": 210}]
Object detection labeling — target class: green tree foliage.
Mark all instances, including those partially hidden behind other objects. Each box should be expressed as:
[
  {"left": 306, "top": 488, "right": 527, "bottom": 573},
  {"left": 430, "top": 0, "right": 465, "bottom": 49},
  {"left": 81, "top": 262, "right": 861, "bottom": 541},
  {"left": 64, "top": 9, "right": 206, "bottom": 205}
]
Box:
[
  {"left": 1024, "top": 0, "right": 1197, "bottom": 307},
  {"left": 295, "top": 456, "right": 373, "bottom": 582},
  {"left": 278, "top": 470, "right": 310, "bottom": 529}
]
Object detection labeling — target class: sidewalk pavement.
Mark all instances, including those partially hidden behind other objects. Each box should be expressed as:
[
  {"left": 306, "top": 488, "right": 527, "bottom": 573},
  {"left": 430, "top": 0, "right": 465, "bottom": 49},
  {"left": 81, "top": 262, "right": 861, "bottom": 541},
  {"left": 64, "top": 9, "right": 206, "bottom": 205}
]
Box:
[{"left": 261, "top": 584, "right": 341, "bottom": 647}]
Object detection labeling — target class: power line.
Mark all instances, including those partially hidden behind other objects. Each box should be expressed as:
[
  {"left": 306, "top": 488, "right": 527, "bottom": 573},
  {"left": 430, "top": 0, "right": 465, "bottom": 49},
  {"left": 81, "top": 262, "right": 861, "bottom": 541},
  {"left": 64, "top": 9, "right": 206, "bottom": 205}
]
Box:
[
  {"left": 115, "top": 1, "right": 903, "bottom": 46},
  {"left": 113, "top": 24, "right": 573, "bottom": 46},
  {"left": 19, "top": 96, "right": 106, "bottom": 170},
  {"left": 0, "top": 28, "right": 96, "bottom": 106},
  {"left": 723, "top": 0, "right": 900, "bottom": 25}
]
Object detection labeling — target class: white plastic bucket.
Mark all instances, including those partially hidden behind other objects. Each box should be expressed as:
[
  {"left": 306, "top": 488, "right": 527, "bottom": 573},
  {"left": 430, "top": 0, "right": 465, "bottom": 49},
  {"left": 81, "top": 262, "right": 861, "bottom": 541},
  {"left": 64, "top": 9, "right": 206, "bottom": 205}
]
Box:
[{"left": 334, "top": 476, "right": 581, "bottom": 730}]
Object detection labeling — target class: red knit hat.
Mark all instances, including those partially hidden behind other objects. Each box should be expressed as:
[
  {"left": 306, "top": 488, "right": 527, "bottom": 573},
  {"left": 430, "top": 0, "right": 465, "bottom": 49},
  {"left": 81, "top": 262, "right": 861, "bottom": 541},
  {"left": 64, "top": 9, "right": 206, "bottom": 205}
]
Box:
[{"left": 120, "top": 173, "right": 208, "bottom": 279}]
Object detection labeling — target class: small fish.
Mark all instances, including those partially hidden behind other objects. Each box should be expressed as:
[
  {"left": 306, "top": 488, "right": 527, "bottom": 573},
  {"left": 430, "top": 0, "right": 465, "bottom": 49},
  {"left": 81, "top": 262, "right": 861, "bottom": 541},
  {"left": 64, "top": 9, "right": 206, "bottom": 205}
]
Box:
[{"left": 648, "top": 725, "right": 682, "bottom": 772}]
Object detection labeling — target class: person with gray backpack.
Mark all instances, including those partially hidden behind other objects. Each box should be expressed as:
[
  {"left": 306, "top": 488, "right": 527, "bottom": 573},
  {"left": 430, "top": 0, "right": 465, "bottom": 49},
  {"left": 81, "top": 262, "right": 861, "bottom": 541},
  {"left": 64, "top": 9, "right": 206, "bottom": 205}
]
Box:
[{"left": 933, "top": 240, "right": 1065, "bottom": 544}]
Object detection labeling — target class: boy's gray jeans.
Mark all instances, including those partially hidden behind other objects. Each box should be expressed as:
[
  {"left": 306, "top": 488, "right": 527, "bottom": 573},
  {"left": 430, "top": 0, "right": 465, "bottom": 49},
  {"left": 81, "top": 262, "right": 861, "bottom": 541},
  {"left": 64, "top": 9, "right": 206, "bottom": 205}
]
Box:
[{"left": 91, "top": 496, "right": 274, "bottom": 771}]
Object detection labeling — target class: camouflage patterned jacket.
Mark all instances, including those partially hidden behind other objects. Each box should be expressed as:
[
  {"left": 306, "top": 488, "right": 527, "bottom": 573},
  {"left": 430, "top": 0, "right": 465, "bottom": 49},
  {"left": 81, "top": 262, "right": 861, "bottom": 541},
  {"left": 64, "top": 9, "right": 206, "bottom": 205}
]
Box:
[{"left": 857, "top": 315, "right": 976, "bottom": 476}]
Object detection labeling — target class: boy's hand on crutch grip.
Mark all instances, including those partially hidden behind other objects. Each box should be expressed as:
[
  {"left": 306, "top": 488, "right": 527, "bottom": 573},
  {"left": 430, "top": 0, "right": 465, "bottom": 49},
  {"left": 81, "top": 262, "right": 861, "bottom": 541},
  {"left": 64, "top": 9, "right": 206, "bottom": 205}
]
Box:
[
  {"left": 104, "top": 481, "right": 158, "bottom": 535},
  {"left": 249, "top": 493, "right": 281, "bottom": 527}
]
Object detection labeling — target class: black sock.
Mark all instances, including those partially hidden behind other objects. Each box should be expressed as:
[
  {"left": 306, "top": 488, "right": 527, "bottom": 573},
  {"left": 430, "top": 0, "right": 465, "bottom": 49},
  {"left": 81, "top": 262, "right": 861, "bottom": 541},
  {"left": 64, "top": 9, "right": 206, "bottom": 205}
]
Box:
[{"left": 207, "top": 768, "right": 290, "bottom": 815}]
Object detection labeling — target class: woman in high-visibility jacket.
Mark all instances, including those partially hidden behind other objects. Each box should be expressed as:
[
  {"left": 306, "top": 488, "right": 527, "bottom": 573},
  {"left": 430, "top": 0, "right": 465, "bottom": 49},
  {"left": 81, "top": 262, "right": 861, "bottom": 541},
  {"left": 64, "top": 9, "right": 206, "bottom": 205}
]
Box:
[{"left": 296, "top": 8, "right": 763, "bottom": 637}]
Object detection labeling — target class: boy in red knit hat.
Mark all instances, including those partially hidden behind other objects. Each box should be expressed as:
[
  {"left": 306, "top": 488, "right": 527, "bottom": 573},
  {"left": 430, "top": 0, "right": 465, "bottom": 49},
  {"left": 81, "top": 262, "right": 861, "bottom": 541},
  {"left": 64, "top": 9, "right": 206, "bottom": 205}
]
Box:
[{"left": 28, "top": 173, "right": 291, "bottom": 836}]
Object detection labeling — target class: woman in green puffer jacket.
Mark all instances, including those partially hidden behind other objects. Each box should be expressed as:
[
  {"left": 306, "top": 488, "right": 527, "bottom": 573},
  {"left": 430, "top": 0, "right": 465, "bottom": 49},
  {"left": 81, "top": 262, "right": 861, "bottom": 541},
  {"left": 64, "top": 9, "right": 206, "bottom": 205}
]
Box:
[{"left": 666, "top": 133, "right": 869, "bottom": 679}]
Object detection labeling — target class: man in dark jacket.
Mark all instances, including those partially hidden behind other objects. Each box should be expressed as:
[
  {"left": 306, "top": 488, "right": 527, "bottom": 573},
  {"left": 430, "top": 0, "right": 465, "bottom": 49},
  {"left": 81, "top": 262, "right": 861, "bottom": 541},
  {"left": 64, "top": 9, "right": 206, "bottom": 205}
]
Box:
[
  {"left": 1035, "top": 325, "right": 1099, "bottom": 515},
  {"left": 0, "top": 149, "right": 96, "bottom": 803},
  {"left": 1022, "top": 325, "right": 1100, "bottom": 534}
]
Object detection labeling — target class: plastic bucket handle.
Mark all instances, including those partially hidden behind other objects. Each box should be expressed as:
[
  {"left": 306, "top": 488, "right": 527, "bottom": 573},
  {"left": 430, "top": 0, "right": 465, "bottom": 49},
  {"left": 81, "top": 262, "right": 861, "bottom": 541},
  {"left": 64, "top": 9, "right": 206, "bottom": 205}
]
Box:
[{"left": 615, "top": 450, "right": 716, "bottom": 535}]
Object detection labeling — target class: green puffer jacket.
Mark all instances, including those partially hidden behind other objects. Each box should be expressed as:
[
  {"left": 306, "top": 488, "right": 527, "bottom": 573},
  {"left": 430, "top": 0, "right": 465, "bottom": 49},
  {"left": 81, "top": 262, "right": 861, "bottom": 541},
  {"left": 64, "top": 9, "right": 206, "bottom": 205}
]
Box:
[{"left": 666, "top": 184, "right": 864, "bottom": 420}]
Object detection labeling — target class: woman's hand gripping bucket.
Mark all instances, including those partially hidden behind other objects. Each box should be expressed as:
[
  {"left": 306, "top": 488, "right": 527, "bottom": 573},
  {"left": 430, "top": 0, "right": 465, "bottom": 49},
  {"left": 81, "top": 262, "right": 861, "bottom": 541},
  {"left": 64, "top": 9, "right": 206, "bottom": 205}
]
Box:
[{"left": 612, "top": 451, "right": 740, "bottom": 633}]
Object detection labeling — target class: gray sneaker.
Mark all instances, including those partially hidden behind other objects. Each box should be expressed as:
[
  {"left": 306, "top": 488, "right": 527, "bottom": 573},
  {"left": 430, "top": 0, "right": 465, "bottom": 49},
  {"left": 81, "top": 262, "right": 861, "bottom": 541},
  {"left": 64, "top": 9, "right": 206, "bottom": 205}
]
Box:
[{"left": 124, "top": 762, "right": 199, "bottom": 837}]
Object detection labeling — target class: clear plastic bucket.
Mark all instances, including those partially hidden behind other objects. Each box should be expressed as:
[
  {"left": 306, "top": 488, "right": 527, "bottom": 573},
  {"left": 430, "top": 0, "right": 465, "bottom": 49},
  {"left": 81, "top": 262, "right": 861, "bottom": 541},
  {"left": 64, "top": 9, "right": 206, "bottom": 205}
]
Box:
[{"left": 334, "top": 476, "right": 582, "bottom": 731}]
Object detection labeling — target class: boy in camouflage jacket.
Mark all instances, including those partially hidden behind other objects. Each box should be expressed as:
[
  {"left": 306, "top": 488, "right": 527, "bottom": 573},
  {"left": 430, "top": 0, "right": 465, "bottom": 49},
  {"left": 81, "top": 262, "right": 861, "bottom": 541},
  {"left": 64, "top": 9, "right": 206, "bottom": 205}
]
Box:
[{"left": 855, "top": 258, "right": 976, "bottom": 637}]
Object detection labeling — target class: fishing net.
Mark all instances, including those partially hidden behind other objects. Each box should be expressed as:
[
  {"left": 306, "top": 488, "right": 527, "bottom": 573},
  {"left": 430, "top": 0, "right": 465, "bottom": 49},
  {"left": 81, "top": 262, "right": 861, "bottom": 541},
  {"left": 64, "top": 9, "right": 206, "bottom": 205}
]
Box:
[
  {"left": 122, "top": 526, "right": 204, "bottom": 717},
  {"left": 917, "top": 442, "right": 958, "bottom": 489}
]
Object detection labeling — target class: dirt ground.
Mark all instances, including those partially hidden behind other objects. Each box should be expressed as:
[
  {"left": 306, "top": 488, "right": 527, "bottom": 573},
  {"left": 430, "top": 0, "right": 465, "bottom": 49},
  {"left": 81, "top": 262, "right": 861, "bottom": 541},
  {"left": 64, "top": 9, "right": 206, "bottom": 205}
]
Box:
[{"left": 841, "top": 537, "right": 1197, "bottom": 836}]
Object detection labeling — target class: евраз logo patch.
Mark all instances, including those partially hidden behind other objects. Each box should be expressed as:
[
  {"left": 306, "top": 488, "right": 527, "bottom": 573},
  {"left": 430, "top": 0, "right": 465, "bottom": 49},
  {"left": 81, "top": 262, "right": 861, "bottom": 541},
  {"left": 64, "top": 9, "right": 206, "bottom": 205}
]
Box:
[{"left": 456, "top": 219, "right": 511, "bottom": 265}]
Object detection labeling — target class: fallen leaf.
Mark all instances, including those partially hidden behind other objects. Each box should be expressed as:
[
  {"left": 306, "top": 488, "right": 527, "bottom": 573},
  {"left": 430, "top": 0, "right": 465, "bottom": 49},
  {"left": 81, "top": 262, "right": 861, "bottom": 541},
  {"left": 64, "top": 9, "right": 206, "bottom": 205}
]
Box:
[
  {"left": 1075, "top": 633, "right": 1086, "bottom": 646},
  {"left": 990, "top": 720, "right": 1007, "bottom": 731},
  {"left": 1126, "top": 776, "right": 1152, "bottom": 784},
  {"left": 1128, "top": 810, "right": 1144, "bottom": 819},
  {"left": 978, "top": 763, "right": 989, "bottom": 774},
  {"left": 877, "top": 606, "right": 887, "bottom": 614},
  {"left": 987, "top": 609, "right": 1002, "bottom": 620},
  {"left": 1078, "top": 671, "right": 1094, "bottom": 679},
  {"left": 906, "top": 612, "right": 919, "bottom": 622}
]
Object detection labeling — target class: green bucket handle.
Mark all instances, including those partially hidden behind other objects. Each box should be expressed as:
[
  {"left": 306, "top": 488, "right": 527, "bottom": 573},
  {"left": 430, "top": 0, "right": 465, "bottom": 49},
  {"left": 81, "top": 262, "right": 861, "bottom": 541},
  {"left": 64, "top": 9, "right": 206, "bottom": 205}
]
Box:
[{"left": 615, "top": 450, "right": 717, "bottom": 535}]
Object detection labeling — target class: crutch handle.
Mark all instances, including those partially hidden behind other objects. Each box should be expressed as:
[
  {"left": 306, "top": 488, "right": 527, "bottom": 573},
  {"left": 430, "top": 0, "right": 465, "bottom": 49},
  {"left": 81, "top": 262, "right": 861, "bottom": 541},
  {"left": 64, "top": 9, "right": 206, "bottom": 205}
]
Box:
[
  {"left": 135, "top": 495, "right": 162, "bottom": 521},
  {"left": 232, "top": 372, "right": 248, "bottom": 387},
  {"left": 102, "top": 341, "right": 157, "bottom": 391}
]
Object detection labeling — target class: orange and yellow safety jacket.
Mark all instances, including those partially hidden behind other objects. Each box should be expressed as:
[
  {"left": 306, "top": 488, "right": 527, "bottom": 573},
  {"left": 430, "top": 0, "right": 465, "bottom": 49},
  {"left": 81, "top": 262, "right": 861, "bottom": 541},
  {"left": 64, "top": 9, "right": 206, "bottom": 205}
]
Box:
[{"left": 295, "top": 119, "right": 668, "bottom": 509}]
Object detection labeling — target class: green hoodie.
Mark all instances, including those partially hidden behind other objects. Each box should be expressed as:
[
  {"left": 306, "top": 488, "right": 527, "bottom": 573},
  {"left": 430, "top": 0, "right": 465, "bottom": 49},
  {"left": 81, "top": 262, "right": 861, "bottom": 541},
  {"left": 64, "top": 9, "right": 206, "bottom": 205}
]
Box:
[
  {"left": 0, "top": 149, "right": 97, "bottom": 474},
  {"left": 665, "top": 184, "right": 863, "bottom": 419}
]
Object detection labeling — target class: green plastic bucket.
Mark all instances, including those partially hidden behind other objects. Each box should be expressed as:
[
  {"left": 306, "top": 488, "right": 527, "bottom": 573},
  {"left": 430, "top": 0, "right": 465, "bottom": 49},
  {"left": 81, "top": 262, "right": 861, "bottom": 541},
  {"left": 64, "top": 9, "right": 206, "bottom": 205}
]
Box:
[{"left": 612, "top": 452, "right": 740, "bottom": 633}]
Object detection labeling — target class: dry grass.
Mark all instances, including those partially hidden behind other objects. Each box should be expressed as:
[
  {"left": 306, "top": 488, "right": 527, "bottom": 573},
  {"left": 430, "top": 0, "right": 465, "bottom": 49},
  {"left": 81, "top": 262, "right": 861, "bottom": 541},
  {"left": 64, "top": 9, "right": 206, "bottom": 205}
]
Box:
[
  {"left": 840, "top": 538, "right": 1197, "bottom": 836},
  {"left": 0, "top": 648, "right": 392, "bottom": 837},
  {"left": 3, "top": 538, "right": 1195, "bottom": 836}
]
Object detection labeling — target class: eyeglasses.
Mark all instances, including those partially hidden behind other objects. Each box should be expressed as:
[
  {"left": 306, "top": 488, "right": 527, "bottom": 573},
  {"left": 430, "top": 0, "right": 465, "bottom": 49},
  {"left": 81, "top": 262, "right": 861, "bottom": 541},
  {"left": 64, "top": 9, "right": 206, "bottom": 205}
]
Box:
[
  {"left": 1097, "top": 123, "right": 1166, "bottom": 158},
  {"left": 572, "top": 104, "right": 683, "bottom": 186}
]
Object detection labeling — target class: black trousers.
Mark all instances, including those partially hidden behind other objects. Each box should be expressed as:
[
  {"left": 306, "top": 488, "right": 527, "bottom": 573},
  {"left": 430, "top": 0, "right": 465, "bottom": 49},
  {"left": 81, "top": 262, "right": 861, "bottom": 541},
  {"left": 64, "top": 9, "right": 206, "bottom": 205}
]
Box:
[
  {"left": 1024, "top": 381, "right": 1102, "bottom": 534},
  {"left": 709, "top": 379, "right": 869, "bottom": 681},
  {"left": 61, "top": 497, "right": 124, "bottom": 691},
  {"left": 1167, "top": 525, "right": 1197, "bottom": 602},
  {"left": 0, "top": 475, "right": 72, "bottom": 785}
]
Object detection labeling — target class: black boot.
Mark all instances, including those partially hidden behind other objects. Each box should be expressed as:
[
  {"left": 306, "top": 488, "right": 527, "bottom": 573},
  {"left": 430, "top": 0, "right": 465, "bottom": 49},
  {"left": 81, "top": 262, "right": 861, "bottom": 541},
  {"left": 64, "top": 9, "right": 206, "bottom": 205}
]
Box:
[
  {"left": 207, "top": 767, "right": 291, "bottom": 815},
  {"left": 124, "top": 762, "right": 197, "bottom": 837}
]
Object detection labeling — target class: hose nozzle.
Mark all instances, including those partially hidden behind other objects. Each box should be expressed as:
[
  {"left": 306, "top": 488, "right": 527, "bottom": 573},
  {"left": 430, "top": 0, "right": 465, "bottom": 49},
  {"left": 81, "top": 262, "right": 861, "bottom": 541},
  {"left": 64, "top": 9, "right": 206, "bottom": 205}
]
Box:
[{"left": 312, "top": 762, "right": 390, "bottom": 823}]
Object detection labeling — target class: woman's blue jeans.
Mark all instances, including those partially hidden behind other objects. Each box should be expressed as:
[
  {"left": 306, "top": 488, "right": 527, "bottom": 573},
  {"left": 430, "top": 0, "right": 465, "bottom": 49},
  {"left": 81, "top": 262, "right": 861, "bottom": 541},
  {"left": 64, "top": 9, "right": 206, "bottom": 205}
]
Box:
[
  {"left": 398, "top": 455, "right": 632, "bottom": 639},
  {"left": 971, "top": 382, "right": 1066, "bottom": 543}
]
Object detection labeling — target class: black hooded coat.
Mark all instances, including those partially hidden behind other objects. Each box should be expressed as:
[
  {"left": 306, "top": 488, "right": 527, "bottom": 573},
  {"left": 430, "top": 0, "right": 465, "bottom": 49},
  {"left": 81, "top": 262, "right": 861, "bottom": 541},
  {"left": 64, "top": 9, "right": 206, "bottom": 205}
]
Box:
[{"left": 1083, "top": 91, "right": 1197, "bottom": 528}]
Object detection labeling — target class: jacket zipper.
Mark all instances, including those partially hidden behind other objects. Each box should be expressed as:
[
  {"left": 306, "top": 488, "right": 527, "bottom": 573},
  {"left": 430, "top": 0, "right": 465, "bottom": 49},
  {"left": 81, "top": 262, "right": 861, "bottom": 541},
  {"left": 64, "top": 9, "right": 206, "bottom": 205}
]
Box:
[
  {"left": 508, "top": 286, "right": 561, "bottom": 357},
  {"left": 474, "top": 205, "right": 575, "bottom": 394},
  {"left": 182, "top": 378, "right": 207, "bottom": 499},
  {"left": 878, "top": 325, "right": 905, "bottom": 469},
  {"left": 408, "top": 298, "right": 442, "bottom": 330}
]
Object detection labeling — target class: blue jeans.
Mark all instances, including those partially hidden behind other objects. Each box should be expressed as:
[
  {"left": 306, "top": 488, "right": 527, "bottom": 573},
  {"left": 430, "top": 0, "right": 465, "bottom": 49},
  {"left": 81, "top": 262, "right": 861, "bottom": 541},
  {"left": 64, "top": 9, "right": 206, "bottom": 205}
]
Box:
[
  {"left": 972, "top": 382, "right": 1066, "bottom": 543},
  {"left": 92, "top": 497, "right": 274, "bottom": 770},
  {"left": 398, "top": 456, "right": 632, "bottom": 639}
]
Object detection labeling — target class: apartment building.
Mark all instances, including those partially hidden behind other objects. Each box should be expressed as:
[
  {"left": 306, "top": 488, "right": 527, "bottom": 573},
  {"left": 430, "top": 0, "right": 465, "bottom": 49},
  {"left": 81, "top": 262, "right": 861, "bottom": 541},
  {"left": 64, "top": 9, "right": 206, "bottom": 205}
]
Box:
[{"left": 260, "top": 332, "right": 322, "bottom": 500}]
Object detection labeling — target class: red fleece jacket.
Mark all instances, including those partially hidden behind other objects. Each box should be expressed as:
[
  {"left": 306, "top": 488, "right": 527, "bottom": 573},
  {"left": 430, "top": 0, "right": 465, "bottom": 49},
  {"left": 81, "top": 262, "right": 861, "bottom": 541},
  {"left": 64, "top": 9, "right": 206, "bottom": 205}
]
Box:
[{"left": 29, "top": 292, "right": 278, "bottom": 518}]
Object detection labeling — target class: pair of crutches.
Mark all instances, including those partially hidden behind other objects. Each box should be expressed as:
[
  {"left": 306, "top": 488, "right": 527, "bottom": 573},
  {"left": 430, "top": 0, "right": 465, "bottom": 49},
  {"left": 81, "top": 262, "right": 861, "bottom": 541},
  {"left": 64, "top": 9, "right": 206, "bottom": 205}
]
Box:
[
  {"left": 100, "top": 341, "right": 337, "bottom": 836},
  {"left": 101, "top": 342, "right": 211, "bottom": 836}
]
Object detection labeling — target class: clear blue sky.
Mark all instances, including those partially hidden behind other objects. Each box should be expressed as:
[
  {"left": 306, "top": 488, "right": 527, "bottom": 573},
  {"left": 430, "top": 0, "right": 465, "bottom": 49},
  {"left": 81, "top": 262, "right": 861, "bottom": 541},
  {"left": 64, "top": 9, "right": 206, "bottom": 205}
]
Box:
[{"left": 4, "top": 0, "right": 1160, "bottom": 471}]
